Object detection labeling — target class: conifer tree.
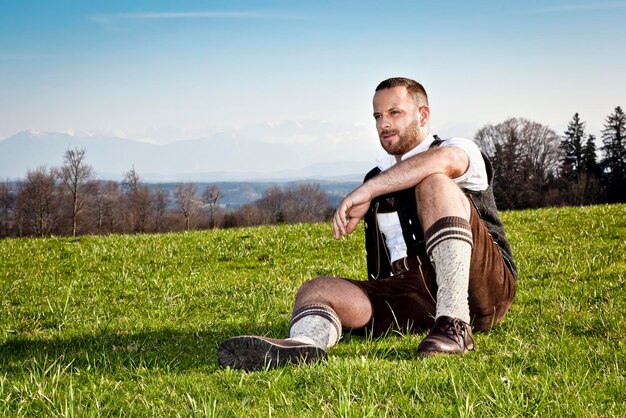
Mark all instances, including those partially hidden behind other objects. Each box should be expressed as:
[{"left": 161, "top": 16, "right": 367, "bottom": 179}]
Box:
[
  {"left": 562, "top": 113, "right": 586, "bottom": 179},
  {"left": 580, "top": 134, "right": 602, "bottom": 204},
  {"left": 601, "top": 106, "right": 626, "bottom": 202},
  {"left": 582, "top": 135, "right": 599, "bottom": 176}
]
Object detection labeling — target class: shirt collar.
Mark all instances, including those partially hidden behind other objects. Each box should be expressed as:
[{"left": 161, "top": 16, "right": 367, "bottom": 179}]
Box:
[{"left": 376, "top": 134, "right": 436, "bottom": 171}]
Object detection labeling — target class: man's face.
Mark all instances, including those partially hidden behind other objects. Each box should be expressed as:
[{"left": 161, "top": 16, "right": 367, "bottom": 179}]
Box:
[{"left": 372, "top": 86, "right": 428, "bottom": 157}]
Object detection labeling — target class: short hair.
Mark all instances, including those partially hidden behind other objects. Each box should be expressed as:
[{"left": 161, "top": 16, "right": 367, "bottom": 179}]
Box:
[{"left": 375, "top": 77, "right": 429, "bottom": 105}]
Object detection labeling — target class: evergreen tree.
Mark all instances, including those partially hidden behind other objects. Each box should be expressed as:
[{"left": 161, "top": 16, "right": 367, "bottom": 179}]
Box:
[
  {"left": 582, "top": 134, "right": 599, "bottom": 175},
  {"left": 561, "top": 113, "right": 586, "bottom": 179},
  {"left": 601, "top": 106, "right": 626, "bottom": 202},
  {"left": 580, "top": 134, "right": 602, "bottom": 204}
]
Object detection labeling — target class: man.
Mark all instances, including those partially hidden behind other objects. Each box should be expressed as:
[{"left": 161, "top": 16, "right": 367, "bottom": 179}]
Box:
[{"left": 218, "top": 77, "right": 517, "bottom": 371}]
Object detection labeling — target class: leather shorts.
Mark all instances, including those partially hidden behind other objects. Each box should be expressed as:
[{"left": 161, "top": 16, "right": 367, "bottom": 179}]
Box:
[{"left": 346, "top": 197, "right": 516, "bottom": 336}]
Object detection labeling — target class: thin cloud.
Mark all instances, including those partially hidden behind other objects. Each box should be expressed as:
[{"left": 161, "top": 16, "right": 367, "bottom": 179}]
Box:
[
  {"left": 515, "top": 2, "right": 626, "bottom": 15},
  {"left": 89, "top": 10, "right": 305, "bottom": 24}
]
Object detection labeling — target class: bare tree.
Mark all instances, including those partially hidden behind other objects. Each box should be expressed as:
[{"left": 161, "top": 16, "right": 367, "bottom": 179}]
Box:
[
  {"left": 174, "top": 183, "right": 198, "bottom": 231},
  {"left": 282, "top": 183, "right": 331, "bottom": 223},
  {"left": 202, "top": 185, "right": 223, "bottom": 228},
  {"left": 57, "top": 148, "right": 94, "bottom": 236},
  {"left": 475, "top": 117, "right": 563, "bottom": 209},
  {"left": 254, "top": 183, "right": 331, "bottom": 225},
  {"left": 123, "top": 167, "right": 152, "bottom": 233},
  {"left": 0, "top": 182, "right": 14, "bottom": 237},
  {"left": 92, "top": 180, "right": 122, "bottom": 234},
  {"left": 15, "top": 167, "right": 60, "bottom": 236},
  {"left": 521, "top": 119, "right": 563, "bottom": 181},
  {"left": 153, "top": 187, "right": 169, "bottom": 232},
  {"left": 256, "top": 186, "right": 286, "bottom": 223},
  {"left": 225, "top": 203, "right": 264, "bottom": 228}
]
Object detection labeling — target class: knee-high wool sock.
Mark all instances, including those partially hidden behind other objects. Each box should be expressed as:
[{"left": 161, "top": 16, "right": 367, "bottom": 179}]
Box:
[
  {"left": 424, "top": 216, "right": 473, "bottom": 324},
  {"left": 287, "top": 304, "right": 342, "bottom": 349}
]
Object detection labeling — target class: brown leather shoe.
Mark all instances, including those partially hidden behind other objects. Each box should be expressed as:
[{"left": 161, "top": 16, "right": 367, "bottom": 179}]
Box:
[
  {"left": 417, "top": 316, "right": 475, "bottom": 356},
  {"left": 218, "top": 336, "right": 327, "bottom": 371}
]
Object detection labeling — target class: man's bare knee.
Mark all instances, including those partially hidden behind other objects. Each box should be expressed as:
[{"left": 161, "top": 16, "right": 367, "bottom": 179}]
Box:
[
  {"left": 294, "top": 276, "right": 372, "bottom": 328},
  {"left": 415, "top": 173, "right": 471, "bottom": 229},
  {"left": 415, "top": 172, "right": 447, "bottom": 194},
  {"left": 294, "top": 276, "right": 348, "bottom": 308},
  {"left": 415, "top": 173, "right": 465, "bottom": 202}
]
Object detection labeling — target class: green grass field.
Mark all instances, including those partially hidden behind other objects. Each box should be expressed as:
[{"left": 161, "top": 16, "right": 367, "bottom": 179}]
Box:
[{"left": 1, "top": 204, "right": 625, "bottom": 417}]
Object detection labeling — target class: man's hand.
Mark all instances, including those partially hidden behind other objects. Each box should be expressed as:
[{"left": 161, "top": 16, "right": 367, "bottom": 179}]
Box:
[{"left": 332, "top": 187, "right": 373, "bottom": 239}]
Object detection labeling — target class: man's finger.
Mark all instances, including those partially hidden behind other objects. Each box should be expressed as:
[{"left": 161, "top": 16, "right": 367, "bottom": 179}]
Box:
[
  {"left": 332, "top": 211, "right": 345, "bottom": 239},
  {"left": 339, "top": 204, "right": 347, "bottom": 225},
  {"left": 346, "top": 217, "right": 360, "bottom": 234},
  {"left": 332, "top": 216, "right": 340, "bottom": 239}
]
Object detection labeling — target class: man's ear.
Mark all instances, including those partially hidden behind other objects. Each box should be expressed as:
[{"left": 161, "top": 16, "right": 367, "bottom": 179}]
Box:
[{"left": 419, "top": 105, "right": 431, "bottom": 127}]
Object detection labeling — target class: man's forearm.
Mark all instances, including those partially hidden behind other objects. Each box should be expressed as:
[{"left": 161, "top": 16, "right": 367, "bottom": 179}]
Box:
[
  {"left": 361, "top": 146, "right": 468, "bottom": 199},
  {"left": 332, "top": 146, "right": 469, "bottom": 239}
]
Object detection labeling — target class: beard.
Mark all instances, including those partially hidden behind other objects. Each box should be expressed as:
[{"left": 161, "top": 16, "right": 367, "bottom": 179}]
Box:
[{"left": 379, "top": 120, "right": 420, "bottom": 156}]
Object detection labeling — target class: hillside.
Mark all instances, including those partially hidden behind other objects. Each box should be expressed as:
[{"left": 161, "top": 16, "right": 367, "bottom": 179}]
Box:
[{"left": 0, "top": 204, "right": 624, "bottom": 416}]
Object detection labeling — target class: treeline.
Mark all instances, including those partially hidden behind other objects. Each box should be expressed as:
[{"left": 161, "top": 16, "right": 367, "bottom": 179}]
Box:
[
  {"left": 0, "top": 148, "right": 332, "bottom": 238},
  {"left": 476, "top": 107, "right": 625, "bottom": 209},
  {"left": 1, "top": 107, "right": 625, "bottom": 238}
]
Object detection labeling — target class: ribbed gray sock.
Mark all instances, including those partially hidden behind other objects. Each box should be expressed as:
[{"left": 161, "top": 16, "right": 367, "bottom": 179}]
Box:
[
  {"left": 287, "top": 304, "right": 342, "bottom": 349},
  {"left": 425, "top": 217, "right": 473, "bottom": 324}
]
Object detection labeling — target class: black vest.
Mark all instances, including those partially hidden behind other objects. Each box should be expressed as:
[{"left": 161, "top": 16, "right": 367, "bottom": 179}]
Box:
[{"left": 363, "top": 137, "right": 518, "bottom": 280}]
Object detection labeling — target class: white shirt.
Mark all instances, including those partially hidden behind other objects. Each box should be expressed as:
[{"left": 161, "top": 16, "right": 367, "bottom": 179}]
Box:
[
  {"left": 376, "top": 134, "right": 488, "bottom": 191},
  {"left": 375, "top": 134, "right": 488, "bottom": 264}
]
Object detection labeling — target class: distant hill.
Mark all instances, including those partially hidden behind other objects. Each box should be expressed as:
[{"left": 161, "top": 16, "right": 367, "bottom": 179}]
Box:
[{"left": 0, "top": 127, "right": 379, "bottom": 182}]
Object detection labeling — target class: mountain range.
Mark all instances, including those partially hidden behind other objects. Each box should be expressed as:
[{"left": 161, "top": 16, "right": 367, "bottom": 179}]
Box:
[{"left": 0, "top": 123, "right": 381, "bottom": 182}]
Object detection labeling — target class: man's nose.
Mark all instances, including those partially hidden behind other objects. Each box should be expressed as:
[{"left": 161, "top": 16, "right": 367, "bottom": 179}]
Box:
[{"left": 379, "top": 117, "right": 391, "bottom": 129}]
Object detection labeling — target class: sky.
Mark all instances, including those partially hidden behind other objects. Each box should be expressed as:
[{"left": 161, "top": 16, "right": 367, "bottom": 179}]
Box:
[{"left": 1, "top": 0, "right": 625, "bottom": 148}]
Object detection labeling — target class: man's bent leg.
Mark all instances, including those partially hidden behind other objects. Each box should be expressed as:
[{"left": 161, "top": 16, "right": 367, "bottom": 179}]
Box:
[
  {"left": 414, "top": 174, "right": 475, "bottom": 355},
  {"left": 293, "top": 276, "right": 373, "bottom": 329},
  {"left": 217, "top": 276, "right": 372, "bottom": 371},
  {"left": 287, "top": 277, "right": 371, "bottom": 349}
]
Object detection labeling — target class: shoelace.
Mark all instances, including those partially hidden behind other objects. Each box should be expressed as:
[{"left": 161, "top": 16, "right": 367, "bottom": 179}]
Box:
[{"left": 443, "top": 318, "right": 466, "bottom": 341}]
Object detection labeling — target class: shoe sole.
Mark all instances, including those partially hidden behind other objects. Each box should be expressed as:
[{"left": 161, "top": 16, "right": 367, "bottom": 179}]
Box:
[
  {"left": 417, "top": 347, "right": 473, "bottom": 357},
  {"left": 417, "top": 342, "right": 474, "bottom": 357},
  {"left": 217, "top": 336, "right": 327, "bottom": 371}
]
